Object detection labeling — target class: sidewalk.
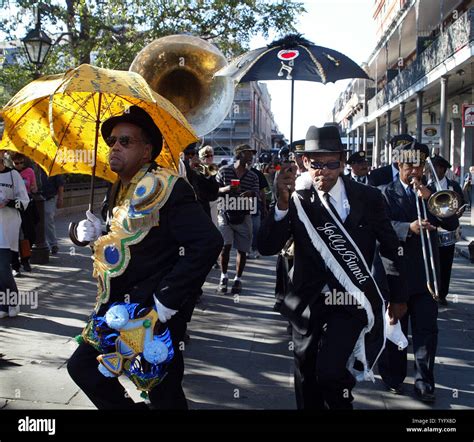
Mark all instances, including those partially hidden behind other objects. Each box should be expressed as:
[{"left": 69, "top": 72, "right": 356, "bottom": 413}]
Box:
[{"left": 0, "top": 213, "right": 473, "bottom": 410}]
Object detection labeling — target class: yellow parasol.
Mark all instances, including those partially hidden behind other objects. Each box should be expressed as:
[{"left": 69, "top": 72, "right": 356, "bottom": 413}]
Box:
[{"left": 0, "top": 64, "right": 198, "bottom": 186}]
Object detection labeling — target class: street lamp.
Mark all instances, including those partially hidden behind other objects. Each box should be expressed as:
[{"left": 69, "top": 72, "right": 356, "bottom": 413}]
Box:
[{"left": 21, "top": 6, "right": 52, "bottom": 76}]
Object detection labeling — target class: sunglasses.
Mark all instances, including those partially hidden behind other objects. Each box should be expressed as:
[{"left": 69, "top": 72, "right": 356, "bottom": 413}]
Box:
[
  {"left": 309, "top": 160, "right": 341, "bottom": 170},
  {"left": 14, "top": 161, "right": 25, "bottom": 165},
  {"left": 105, "top": 135, "right": 145, "bottom": 148}
]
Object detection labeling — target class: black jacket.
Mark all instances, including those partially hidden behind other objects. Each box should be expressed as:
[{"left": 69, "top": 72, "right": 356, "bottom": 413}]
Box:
[
  {"left": 369, "top": 164, "right": 395, "bottom": 186},
  {"left": 258, "top": 175, "right": 405, "bottom": 334},
  {"left": 381, "top": 179, "right": 459, "bottom": 297},
  {"left": 99, "top": 176, "right": 223, "bottom": 322}
]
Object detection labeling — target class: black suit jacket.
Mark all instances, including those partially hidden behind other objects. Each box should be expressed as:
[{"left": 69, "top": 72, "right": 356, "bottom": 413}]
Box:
[
  {"left": 381, "top": 179, "right": 459, "bottom": 297},
  {"left": 258, "top": 175, "right": 405, "bottom": 335},
  {"left": 98, "top": 176, "right": 223, "bottom": 322},
  {"left": 369, "top": 164, "right": 395, "bottom": 186}
]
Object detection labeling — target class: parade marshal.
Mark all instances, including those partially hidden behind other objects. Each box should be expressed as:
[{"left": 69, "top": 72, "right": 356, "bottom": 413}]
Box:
[{"left": 258, "top": 125, "right": 407, "bottom": 409}]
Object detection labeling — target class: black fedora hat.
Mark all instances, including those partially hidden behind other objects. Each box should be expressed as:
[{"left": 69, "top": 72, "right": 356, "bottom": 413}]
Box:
[
  {"left": 301, "top": 125, "right": 345, "bottom": 153},
  {"left": 101, "top": 105, "right": 163, "bottom": 159},
  {"left": 390, "top": 134, "right": 415, "bottom": 150}
]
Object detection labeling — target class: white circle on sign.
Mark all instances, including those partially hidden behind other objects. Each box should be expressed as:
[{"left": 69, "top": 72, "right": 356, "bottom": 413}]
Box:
[{"left": 277, "top": 50, "right": 299, "bottom": 61}]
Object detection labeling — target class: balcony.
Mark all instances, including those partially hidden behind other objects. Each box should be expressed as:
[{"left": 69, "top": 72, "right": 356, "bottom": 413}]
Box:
[{"left": 367, "top": 8, "right": 473, "bottom": 116}]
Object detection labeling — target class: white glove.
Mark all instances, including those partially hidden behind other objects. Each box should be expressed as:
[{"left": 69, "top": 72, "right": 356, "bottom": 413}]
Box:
[
  {"left": 153, "top": 295, "right": 178, "bottom": 323},
  {"left": 76, "top": 210, "right": 102, "bottom": 242},
  {"left": 385, "top": 310, "right": 408, "bottom": 349}
]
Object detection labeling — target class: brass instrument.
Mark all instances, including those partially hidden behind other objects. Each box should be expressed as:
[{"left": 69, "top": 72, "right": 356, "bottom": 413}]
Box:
[
  {"left": 129, "top": 34, "right": 234, "bottom": 137},
  {"left": 194, "top": 162, "right": 219, "bottom": 176},
  {"left": 410, "top": 157, "right": 462, "bottom": 301}
]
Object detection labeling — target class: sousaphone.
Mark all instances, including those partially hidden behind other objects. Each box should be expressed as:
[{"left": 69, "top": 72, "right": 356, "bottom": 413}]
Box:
[{"left": 129, "top": 34, "right": 234, "bottom": 137}]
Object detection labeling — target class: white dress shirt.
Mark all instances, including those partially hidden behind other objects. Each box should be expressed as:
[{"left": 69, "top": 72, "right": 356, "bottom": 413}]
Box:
[
  {"left": 274, "top": 176, "right": 350, "bottom": 222},
  {"left": 391, "top": 164, "right": 399, "bottom": 181},
  {"left": 351, "top": 173, "right": 368, "bottom": 185}
]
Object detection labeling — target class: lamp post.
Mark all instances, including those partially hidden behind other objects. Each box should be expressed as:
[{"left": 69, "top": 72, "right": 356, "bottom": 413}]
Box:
[{"left": 21, "top": 5, "right": 53, "bottom": 264}]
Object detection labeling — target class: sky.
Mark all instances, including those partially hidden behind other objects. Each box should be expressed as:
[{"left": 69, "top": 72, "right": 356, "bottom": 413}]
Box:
[
  {"left": 0, "top": 0, "right": 376, "bottom": 142},
  {"left": 250, "top": 0, "right": 376, "bottom": 141}
]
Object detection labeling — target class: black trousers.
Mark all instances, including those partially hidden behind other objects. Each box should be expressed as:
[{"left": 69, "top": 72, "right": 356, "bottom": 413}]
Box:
[
  {"left": 67, "top": 314, "right": 188, "bottom": 410},
  {"left": 378, "top": 291, "right": 438, "bottom": 390},
  {"left": 292, "top": 304, "right": 366, "bottom": 410},
  {"left": 438, "top": 245, "right": 455, "bottom": 300}
]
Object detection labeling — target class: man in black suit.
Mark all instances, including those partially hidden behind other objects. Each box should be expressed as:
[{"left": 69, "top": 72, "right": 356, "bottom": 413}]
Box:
[
  {"left": 370, "top": 134, "right": 415, "bottom": 186},
  {"left": 347, "top": 151, "right": 373, "bottom": 186},
  {"left": 378, "top": 143, "right": 459, "bottom": 402},
  {"left": 67, "top": 106, "right": 223, "bottom": 409},
  {"left": 258, "top": 125, "right": 407, "bottom": 409},
  {"left": 429, "top": 155, "right": 465, "bottom": 306}
]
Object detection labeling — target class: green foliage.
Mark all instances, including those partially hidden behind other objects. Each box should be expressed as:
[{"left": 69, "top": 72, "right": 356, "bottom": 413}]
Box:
[{"left": 0, "top": 0, "right": 305, "bottom": 100}]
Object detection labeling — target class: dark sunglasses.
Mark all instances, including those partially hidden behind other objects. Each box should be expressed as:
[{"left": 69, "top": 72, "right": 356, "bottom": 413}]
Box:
[
  {"left": 309, "top": 160, "right": 341, "bottom": 170},
  {"left": 14, "top": 161, "right": 25, "bottom": 165},
  {"left": 105, "top": 135, "right": 144, "bottom": 148}
]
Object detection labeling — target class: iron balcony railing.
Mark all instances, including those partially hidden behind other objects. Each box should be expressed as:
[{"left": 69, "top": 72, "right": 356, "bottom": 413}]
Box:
[{"left": 367, "top": 7, "right": 473, "bottom": 115}]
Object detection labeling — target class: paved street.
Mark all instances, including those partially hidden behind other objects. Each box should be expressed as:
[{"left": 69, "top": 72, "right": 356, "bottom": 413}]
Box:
[{"left": 0, "top": 211, "right": 473, "bottom": 410}]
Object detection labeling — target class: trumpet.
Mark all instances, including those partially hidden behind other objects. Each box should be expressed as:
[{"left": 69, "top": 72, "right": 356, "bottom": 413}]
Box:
[{"left": 193, "top": 161, "right": 219, "bottom": 177}]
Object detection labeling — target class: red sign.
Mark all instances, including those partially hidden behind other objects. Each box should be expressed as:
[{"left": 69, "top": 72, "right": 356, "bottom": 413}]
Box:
[
  {"left": 277, "top": 50, "right": 299, "bottom": 61},
  {"left": 462, "top": 104, "right": 474, "bottom": 127}
]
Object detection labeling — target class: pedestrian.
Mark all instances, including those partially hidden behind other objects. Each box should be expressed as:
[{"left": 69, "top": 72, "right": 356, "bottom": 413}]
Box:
[
  {"left": 0, "top": 150, "right": 30, "bottom": 319},
  {"left": 378, "top": 142, "right": 459, "bottom": 402},
  {"left": 216, "top": 144, "right": 259, "bottom": 294},
  {"left": 248, "top": 162, "right": 269, "bottom": 259},
  {"left": 67, "top": 105, "right": 222, "bottom": 409},
  {"left": 258, "top": 125, "right": 407, "bottom": 409},
  {"left": 11, "top": 153, "right": 38, "bottom": 274},
  {"left": 38, "top": 169, "right": 65, "bottom": 254},
  {"left": 462, "top": 166, "right": 473, "bottom": 210}
]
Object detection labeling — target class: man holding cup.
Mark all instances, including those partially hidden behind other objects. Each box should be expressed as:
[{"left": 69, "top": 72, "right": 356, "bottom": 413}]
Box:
[{"left": 215, "top": 144, "right": 260, "bottom": 294}]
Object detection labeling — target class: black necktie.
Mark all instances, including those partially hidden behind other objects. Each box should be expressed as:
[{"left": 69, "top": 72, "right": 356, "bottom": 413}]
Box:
[
  {"left": 324, "top": 192, "right": 344, "bottom": 224},
  {"left": 406, "top": 186, "right": 416, "bottom": 206}
]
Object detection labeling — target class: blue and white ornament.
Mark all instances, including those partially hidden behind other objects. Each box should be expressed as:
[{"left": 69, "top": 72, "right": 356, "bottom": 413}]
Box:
[
  {"left": 143, "top": 338, "right": 169, "bottom": 364},
  {"left": 98, "top": 363, "right": 118, "bottom": 378},
  {"left": 105, "top": 304, "right": 130, "bottom": 330}
]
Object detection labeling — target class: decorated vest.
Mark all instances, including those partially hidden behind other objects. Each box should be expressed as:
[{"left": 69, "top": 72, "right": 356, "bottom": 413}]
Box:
[{"left": 79, "top": 165, "right": 180, "bottom": 393}]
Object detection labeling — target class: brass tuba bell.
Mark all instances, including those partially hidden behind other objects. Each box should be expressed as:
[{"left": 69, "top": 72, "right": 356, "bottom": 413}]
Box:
[{"left": 129, "top": 34, "right": 234, "bottom": 137}]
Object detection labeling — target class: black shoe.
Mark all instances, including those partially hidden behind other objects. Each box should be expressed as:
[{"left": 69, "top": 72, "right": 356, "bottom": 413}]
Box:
[
  {"left": 12, "top": 269, "right": 22, "bottom": 278},
  {"left": 414, "top": 385, "right": 436, "bottom": 403},
  {"left": 384, "top": 382, "right": 404, "bottom": 395},
  {"left": 22, "top": 261, "right": 32, "bottom": 272},
  {"left": 438, "top": 298, "right": 448, "bottom": 306},
  {"left": 218, "top": 277, "right": 228, "bottom": 293},
  {"left": 51, "top": 246, "right": 59, "bottom": 255},
  {"left": 273, "top": 301, "right": 282, "bottom": 312},
  {"left": 231, "top": 279, "right": 242, "bottom": 294}
]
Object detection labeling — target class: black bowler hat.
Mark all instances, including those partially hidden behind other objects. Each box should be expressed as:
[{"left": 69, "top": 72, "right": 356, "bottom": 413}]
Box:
[
  {"left": 101, "top": 106, "right": 163, "bottom": 159},
  {"left": 397, "top": 141, "right": 430, "bottom": 164},
  {"left": 301, "top": 125, "right": 345, "bottom": 153},
  {"left": 347, "top": 151, "right": 368, "bottom": 164},
  {"left": 431, "top": 154, "right": 451, "bottom": 169}
]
